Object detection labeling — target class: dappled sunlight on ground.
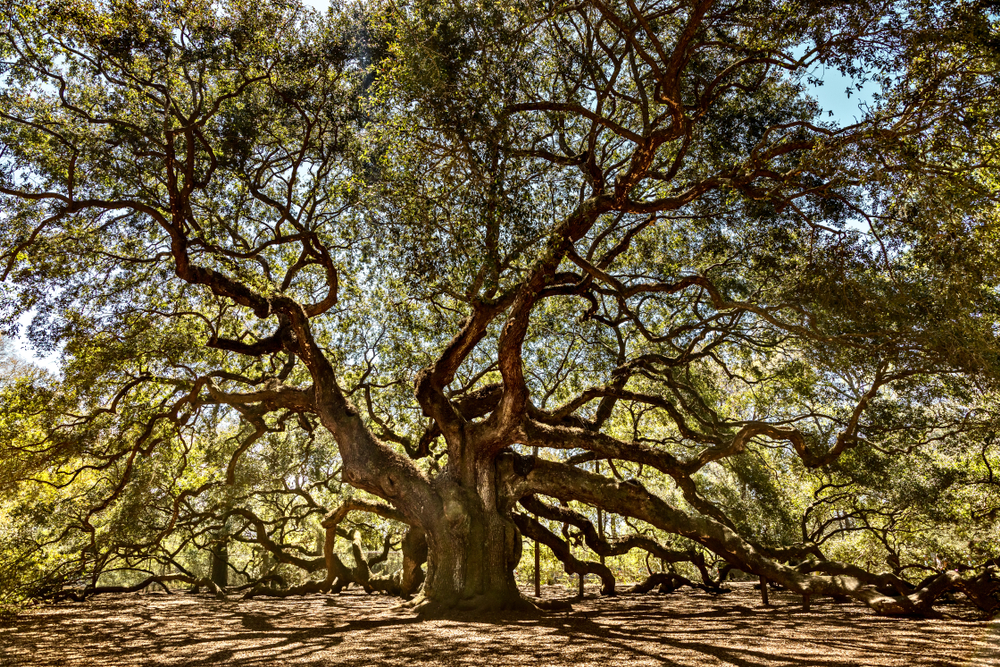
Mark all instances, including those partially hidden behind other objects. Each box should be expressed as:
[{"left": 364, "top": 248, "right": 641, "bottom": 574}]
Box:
[{"left": 0, "top": 584, "right": 995, "bottom": 666}]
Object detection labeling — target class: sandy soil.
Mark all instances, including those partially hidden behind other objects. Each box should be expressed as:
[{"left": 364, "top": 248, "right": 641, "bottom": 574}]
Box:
[{"left": 1, "top": 584, "right": 996, "bottom": 667}]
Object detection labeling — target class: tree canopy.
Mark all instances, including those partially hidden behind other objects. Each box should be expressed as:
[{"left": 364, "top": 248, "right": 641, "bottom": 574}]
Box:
[{"left": 1, "top": 0, "right": 999, "bottom": 617}]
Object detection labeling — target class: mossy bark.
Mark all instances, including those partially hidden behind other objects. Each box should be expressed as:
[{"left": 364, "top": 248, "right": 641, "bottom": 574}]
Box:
[{"left": 413, "top": 471, "right": 528, "bottom": 613}]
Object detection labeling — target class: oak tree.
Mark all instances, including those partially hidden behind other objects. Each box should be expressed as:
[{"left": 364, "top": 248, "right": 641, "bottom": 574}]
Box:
[{"left": 2, "top": 0, "right": 999, "bottom": 615}]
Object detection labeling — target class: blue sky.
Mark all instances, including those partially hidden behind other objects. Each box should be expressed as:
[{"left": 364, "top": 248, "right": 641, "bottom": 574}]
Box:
[{"left": 801, "top": 62, "right": 876, "bottom": 126}]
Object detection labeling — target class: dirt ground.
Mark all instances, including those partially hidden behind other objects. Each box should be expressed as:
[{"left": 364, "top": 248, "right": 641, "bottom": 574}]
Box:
[{"left": 1, "top": 583, "right": 997, "bottom": 667}]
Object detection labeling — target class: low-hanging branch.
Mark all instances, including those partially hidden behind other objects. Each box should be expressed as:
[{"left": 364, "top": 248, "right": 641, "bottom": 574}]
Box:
[
  {"left": 518, "top": 494, "right": 719, "bottom": 588},
  {"left": 511, "top": 512, "right": 616, "bottom": 595},
  {"left": 507, "top": 453, "right": 988, "bottom": 616}
]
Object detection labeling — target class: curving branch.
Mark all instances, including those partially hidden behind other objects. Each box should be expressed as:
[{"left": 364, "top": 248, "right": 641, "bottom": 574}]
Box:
[
  {"left": 512, "top": 512, "right": 616, "bottom": 595},
  {"left": 518, "top": 494, "right": 719, "bottom": 589},
  {"left": 506, "top": 454, "right": 977, "bottom": 616}
]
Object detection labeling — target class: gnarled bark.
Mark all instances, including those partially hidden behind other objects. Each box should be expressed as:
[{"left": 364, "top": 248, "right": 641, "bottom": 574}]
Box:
[{"left": 408, "top": 475, "right": 531, "bottom": 614}]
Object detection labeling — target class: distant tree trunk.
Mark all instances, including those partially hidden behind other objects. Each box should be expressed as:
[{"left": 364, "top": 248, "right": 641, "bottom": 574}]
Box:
[{"left": 211, "top": 539, "right": 229, "bottom": 589}]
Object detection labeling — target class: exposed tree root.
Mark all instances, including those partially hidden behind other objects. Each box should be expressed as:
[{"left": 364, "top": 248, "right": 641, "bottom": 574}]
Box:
[
  {"left": 229, "top": 573, "right": 287, "bottom": 593},
  {"left": 242, "top": 578, "right": 334, "bottom": 599}
]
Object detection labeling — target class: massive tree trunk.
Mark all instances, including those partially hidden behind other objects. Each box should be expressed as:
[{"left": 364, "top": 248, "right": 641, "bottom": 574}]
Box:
[
  {"left": 309, "top": 382, "right": 526, "bottom": 612},
  {"left": 413, "top": 471, "right": 527, "bottom": 612}
]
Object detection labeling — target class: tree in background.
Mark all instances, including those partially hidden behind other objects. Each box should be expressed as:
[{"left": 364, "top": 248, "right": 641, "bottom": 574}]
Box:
[{"left": 1, "top": 0, "right": 999, "bottom": 615}]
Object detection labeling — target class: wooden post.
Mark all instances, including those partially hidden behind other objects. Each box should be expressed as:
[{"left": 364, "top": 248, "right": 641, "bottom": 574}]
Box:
[
  {"left": 596, "top": 460, "right": 605, "bottom": 566},
  {"left": 534, "top": 537, "right": 541, "bottom": 597},
  {"left": 759, "top": 576, "right": 769, "bottom": 606},
  {"left": 579, "top": 572, "right": 585, "bottom": 597},
  {"left": 533, "top": 445, "right": 541, "bottom": 598},
  {"left": 803, "top": 594, "right": 811, "bottom": 611}
]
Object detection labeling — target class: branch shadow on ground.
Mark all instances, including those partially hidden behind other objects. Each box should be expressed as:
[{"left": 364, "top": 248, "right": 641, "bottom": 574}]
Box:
[{"left": 1, "top": 585, "right": 991, "bottom": 667}]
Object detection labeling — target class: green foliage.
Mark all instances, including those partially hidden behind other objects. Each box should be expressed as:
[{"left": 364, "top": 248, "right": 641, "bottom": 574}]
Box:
[{"left": 1, "top": 0, "right": 1000, "bottom": 607}]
